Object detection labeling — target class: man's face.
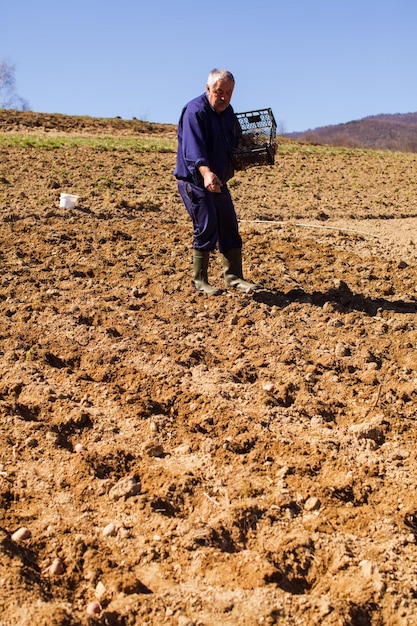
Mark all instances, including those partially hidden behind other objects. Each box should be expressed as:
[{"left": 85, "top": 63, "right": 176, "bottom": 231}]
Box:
[{"left": 206, "top": 79, "right": 234, "bottom": 113}]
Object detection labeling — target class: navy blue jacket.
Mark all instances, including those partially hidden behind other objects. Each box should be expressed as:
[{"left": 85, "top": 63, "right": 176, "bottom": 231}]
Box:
[{"left": 174, "top": 93, "right": 236, "bottom": 186}]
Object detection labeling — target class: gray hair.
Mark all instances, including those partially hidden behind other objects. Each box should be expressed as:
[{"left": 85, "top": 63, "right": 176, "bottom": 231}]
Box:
[{"left": 207, "top": 69, "right": 235, "bottom": 88}]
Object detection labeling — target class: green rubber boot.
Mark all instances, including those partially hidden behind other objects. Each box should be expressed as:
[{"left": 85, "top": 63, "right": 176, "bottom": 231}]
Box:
[
  {"left": 222, "top": 247, "right": 260, "bottom": 292},
  {"left": 193, "top": 250, "right": 222, "bottom": 296}
]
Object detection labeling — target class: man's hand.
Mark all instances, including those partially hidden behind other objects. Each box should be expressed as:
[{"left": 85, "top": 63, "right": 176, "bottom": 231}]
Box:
[{"left": 199, "top": 166, "right": 223, "bottom": 193}]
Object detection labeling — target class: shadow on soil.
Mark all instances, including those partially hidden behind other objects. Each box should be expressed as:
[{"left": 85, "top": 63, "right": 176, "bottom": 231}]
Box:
[{"left": 254, "top": 281, "right": 417, "bottom": 316}]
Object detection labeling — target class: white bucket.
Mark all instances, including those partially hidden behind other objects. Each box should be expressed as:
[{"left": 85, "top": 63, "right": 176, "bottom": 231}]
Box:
[{"left": 60, "top": 193, "right": 78, "bottom": 209}]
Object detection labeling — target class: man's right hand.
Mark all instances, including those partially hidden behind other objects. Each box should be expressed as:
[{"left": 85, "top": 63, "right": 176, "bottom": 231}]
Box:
[{"left": 199, "top": 166, "right": 223, "bottom": 193}]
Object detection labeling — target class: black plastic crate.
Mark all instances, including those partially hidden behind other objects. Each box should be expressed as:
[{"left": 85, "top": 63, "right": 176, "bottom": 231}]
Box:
[{"left": 231, "top": 108, "right": 277, "bottom": 170}]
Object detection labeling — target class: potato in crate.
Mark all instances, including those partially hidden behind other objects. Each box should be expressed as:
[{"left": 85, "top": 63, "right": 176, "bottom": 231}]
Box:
[{"left": 231, "top": 108, "right": 277, "bottom": 170}]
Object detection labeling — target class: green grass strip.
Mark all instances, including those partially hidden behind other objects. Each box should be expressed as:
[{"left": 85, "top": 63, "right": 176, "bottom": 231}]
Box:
[{"left": 0, "top": 133, "right": 177, "bottom": 152}]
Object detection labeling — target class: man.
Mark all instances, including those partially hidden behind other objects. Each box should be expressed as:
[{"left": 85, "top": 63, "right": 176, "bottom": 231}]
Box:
[{"left": 174, "top": 68, "right": 259, "bottom": 295}]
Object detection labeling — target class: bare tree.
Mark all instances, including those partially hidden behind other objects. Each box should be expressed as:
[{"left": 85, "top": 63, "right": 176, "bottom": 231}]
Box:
[
  {"left": 276, "top": 120, "right": 287, "bottom": 137},
  {"left": 0, "top": 59, "right": 29, "bottom": 111}
]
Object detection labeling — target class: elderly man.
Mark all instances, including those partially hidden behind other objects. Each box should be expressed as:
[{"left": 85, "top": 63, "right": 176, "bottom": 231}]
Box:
[{"left": 174, "top": 68, "right": 259, "bottom": 295}]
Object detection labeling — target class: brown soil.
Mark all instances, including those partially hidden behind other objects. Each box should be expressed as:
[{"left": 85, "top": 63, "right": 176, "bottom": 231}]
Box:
[{"left": 1, "top": 111, "right": 417, "bottom": 626}]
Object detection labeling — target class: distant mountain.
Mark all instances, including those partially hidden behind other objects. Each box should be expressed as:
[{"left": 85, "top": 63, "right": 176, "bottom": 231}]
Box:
[{"left": 287, "top": 112, "right": 417, "bottom": 153}]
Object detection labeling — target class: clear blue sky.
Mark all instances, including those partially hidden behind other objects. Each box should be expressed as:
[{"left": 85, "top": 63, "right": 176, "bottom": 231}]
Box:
[{"left": 2, "top": 0, "right": 416, "bottom": 132}]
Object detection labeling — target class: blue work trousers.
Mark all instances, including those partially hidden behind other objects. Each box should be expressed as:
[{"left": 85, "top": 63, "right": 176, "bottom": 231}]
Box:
[{"left": 178, "top": 180, "right": 242, "bottom": 253}]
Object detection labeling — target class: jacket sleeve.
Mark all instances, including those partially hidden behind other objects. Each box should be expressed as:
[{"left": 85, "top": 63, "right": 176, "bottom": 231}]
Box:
[{"left": 180, "top": 106, "right": 210, "bottom": 183}]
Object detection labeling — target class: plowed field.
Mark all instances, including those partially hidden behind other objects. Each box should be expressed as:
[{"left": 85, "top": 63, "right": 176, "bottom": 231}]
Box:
[{"left": 1, "top": 111, "right": 417, "bottom": 626}]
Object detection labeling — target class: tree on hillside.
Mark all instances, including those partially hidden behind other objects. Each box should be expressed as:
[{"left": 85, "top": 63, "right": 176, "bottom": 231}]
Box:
[{"left": 0, "top": 59, "right": 30, "bottom": 111}]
